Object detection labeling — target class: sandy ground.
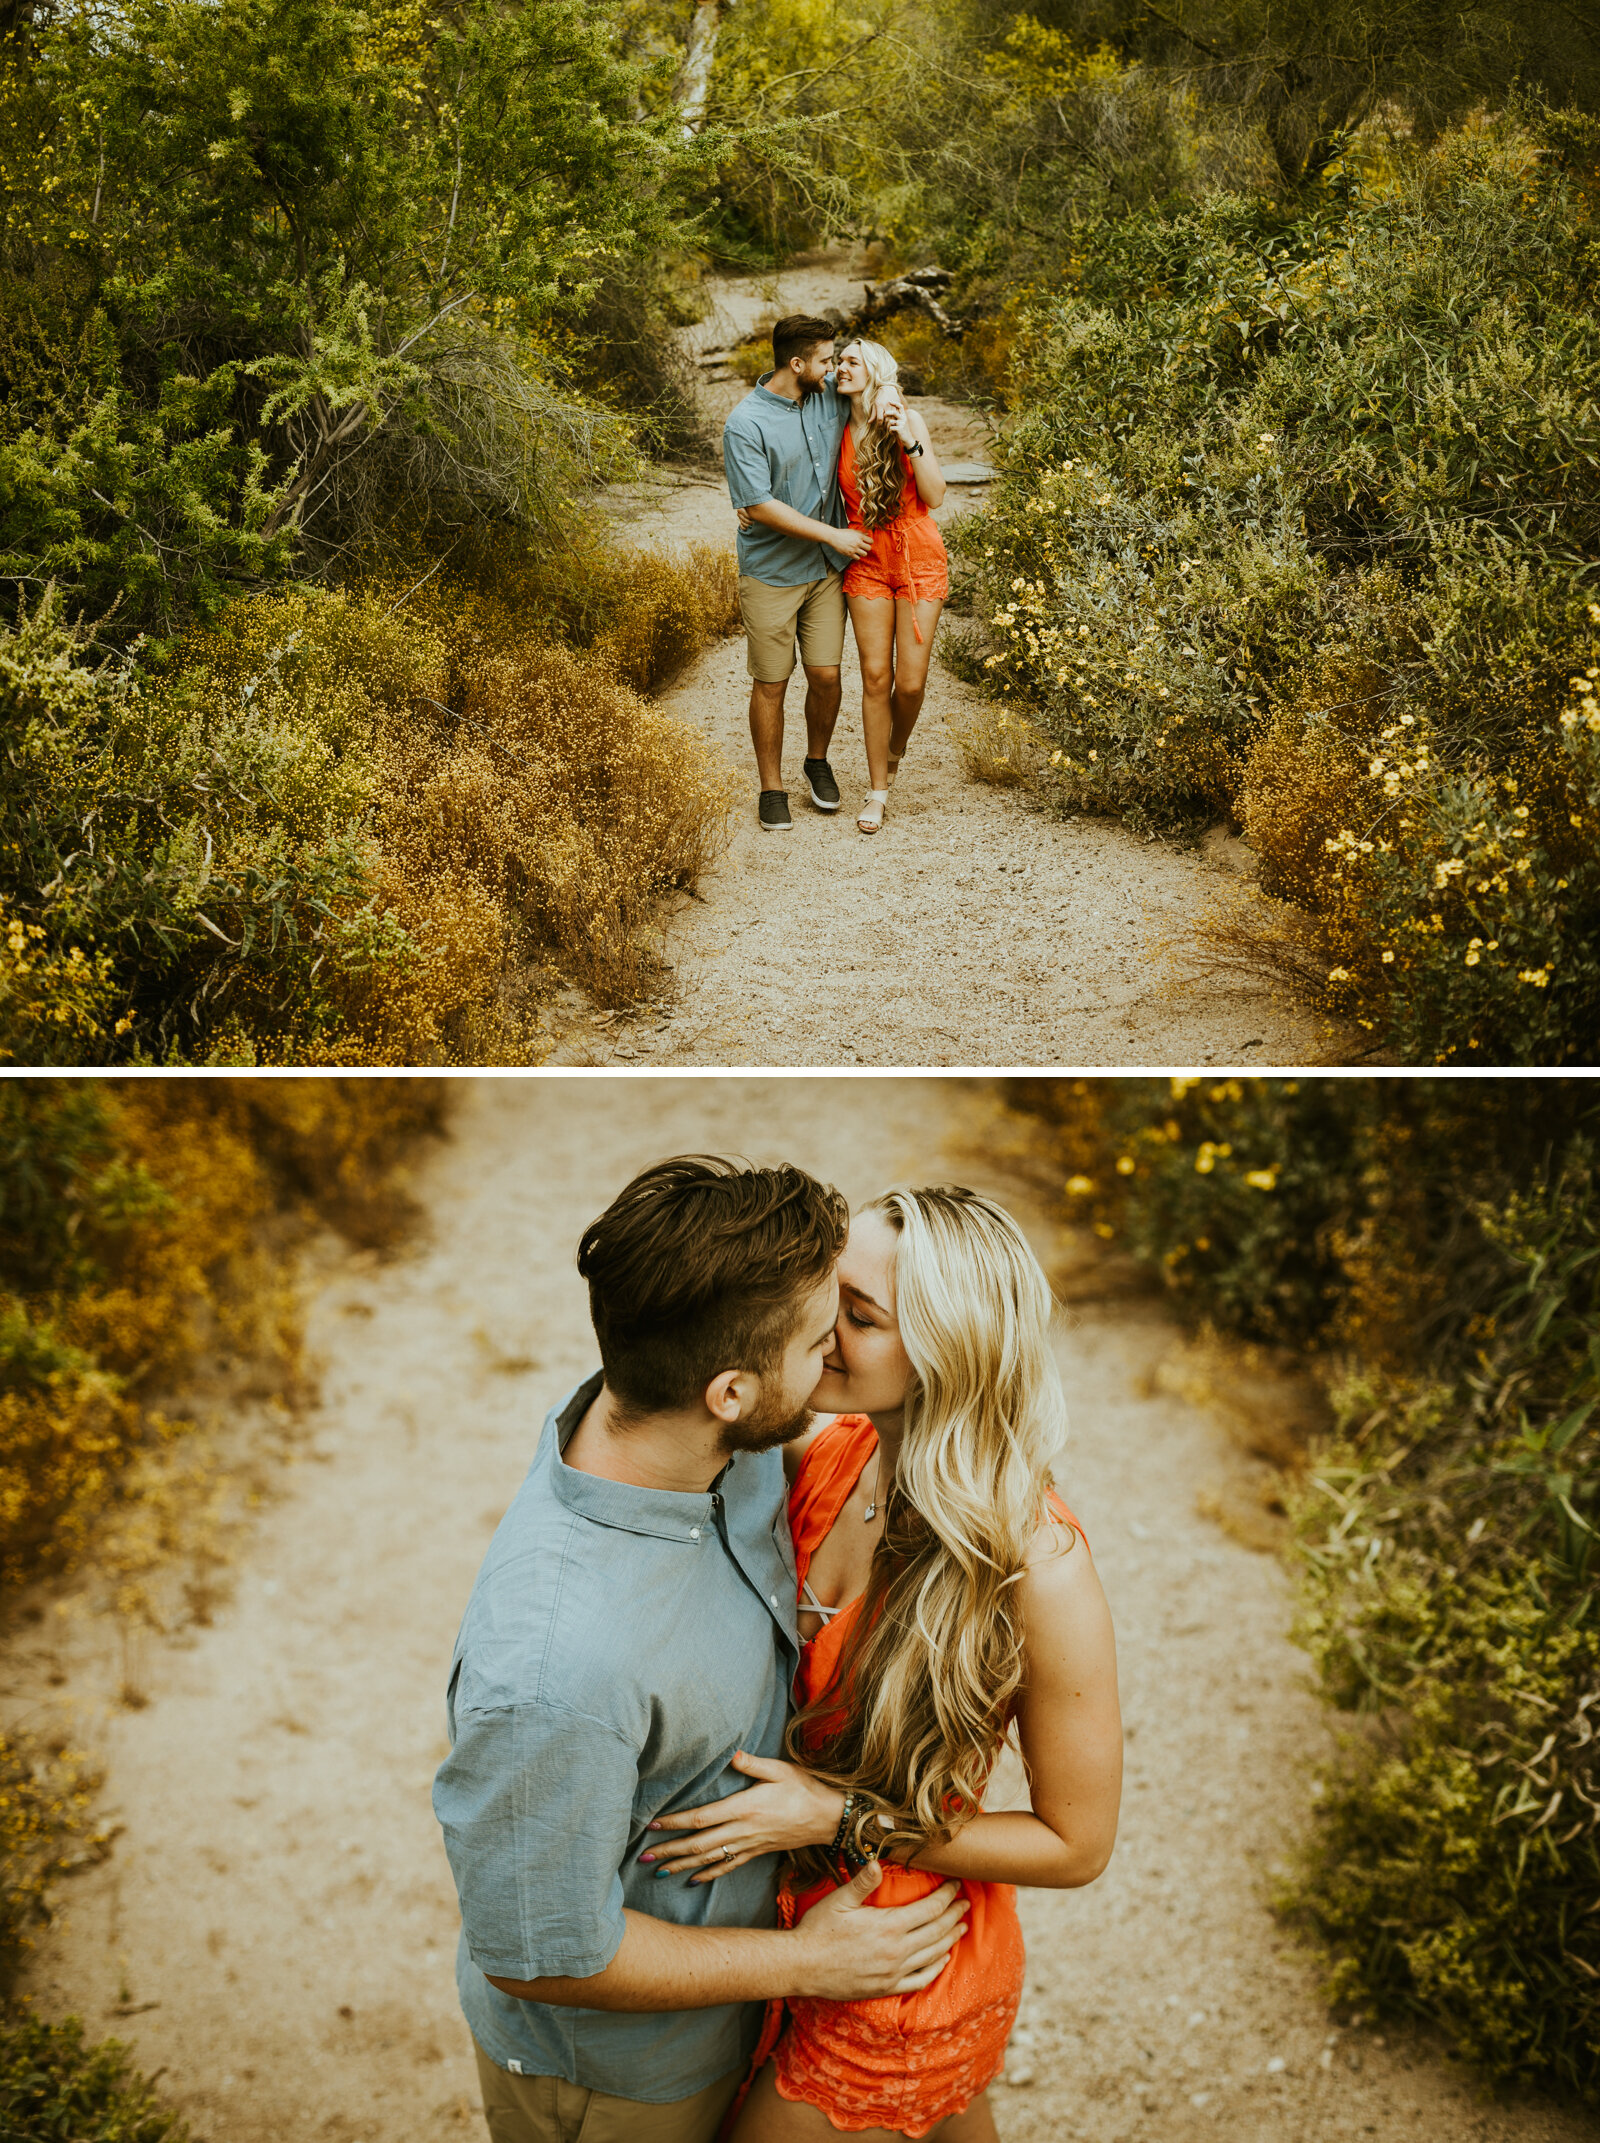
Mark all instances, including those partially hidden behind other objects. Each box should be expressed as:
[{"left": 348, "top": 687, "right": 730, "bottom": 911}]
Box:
[
  {"left": 9, "top": 1078, "right": 1592, "bottom": 2143},
  {"left": 556, "top": 256, "right": 1333, "bottom": 1069}
]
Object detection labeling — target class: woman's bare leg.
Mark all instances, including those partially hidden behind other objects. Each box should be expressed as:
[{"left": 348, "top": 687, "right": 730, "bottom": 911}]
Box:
[
  {"left": 888, "top": 597, "right": 945, "bottom": 763},
  {"left": 848, "top": 594, "right": 898, "bottom": 792},
  {"left": 731, "top": 2063, "right": 1001, "bottom": 2143},
  {"left": 934, "top": 2090, "right": 1000, "bottom": 2142}
]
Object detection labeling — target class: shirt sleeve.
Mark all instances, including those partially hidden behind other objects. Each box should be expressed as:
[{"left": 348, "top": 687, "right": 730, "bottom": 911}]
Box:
[
  {"left": 723, "top": 414, "right": 775, "bottom": 511},
  {"left": 434, "top": 1698, "right": 637, "bottom": 1981}
]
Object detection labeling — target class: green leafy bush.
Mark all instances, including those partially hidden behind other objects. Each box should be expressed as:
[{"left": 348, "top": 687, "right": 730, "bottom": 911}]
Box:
[
  {"left": 0, "top": 0, "right": 675, "bottom": 632},
  {"left": 1286, "top": 1164, "right": 1600, "bottom": 2096},
  {"left": 956, "top": 108, "right": 1600, "bottom": 1061},
  {"left": 0, "top": 2017, "right": 186, "bottom": 2141},
  {"left": 0, "top": 542, "right": 738, "bottom": 1065},
  {"left": 1011, "top": 1075, "right": 1600, "bottom": 2096}
]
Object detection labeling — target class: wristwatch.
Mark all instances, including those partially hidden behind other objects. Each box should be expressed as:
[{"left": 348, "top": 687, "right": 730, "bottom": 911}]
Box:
[{"left": 907, "top": 440, "right": 924, "bottom": 458}]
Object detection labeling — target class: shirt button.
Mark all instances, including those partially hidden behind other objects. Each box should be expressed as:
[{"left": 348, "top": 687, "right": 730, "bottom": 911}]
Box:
[
  {"left": 770, "top": 1594, "right": 779, "bottom": 1608},
  {"left": 690, "top": 1527, "right": 701, "bottom": 1541}
]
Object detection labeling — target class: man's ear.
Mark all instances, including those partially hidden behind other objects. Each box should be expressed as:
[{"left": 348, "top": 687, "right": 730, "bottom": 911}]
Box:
[{"left": 704, "top": 1367, "right": 749, "bottom": 1424}]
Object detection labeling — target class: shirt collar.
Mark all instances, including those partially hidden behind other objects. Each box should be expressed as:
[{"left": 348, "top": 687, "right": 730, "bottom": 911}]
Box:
[{"left": 544, "top": 1372, "right": 730, "bottom": 1546}]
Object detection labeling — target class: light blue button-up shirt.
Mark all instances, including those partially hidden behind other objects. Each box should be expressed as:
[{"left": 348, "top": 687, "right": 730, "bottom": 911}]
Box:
[
  {"left": 723, "top": 373, "right": 850, "bottom": 584},
  {"left": 434, "top": 1373, "right": 800, "bottom": 2103}
]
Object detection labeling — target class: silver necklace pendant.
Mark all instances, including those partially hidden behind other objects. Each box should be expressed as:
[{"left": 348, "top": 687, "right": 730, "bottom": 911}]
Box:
[{"left": 864, "top": 1499, "right": 877, "bottom": 1522}]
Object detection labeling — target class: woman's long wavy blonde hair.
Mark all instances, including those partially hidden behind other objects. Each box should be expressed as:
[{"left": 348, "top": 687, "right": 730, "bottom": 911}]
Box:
[
  {"left": 787, "top": 1185, "right": 1070, "bottom": 1879},
  {"left": 842, "top": 338, "right": 910, "bottom": 531}
]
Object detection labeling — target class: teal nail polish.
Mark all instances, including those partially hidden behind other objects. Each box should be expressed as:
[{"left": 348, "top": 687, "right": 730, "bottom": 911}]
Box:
[{"left": 653, "top": 1866, "right": 673, "bottom": 1880}]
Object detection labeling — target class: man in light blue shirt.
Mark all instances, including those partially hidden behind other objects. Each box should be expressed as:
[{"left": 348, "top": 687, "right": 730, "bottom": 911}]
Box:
[
  {"left": 434, "top": 1156, "right": 969, "bottom": 2143},
  {"left": 722, "top": 314, "right": 873, "bottom": 834}
]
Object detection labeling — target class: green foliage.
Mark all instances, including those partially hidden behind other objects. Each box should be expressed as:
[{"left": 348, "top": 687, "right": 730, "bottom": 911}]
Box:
[
  {"left": 1285, "top": 1163, "right": 1600, "bottom": 2096},
  {"left": 958, "top": 108, "right": 1600, "bottom": 1059},
  {"left": 0, "top": 1076, "right": 446, "bottom": 1587},
  {"left": 0, "top": 2016, "right": 186, "bottom": 2141},
  {"left": 0, "top": 538, "right": 738, "bottom": 1064},
  {"left": 1012, "top": 1075, "right": 1600, "bottom": 2095},
  {"left": 0, "top": 586, "right": 408, "bottom": 1065},
  {"left": 0, "top": 0, "right": 682, "bottom": 629},
  {"left": 1014, "top": 1075, "right": 1600, "bottom": 1362}
]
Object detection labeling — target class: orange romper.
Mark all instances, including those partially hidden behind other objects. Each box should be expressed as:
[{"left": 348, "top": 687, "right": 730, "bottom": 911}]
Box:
[
  {"left": 757, "top": 1414, "right": 1082, "bottom": 2137},
  {"left": 838, "top": 428, "right": 950, "bottom": 636}
]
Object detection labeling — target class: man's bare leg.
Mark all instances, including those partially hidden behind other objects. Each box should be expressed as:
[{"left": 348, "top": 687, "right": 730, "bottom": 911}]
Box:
[
  {"left": 802, "top": 663, "right": 842, "bottom": 762},
  {"left": 750, "top": 677, "right": 789, "bottom": 791}
]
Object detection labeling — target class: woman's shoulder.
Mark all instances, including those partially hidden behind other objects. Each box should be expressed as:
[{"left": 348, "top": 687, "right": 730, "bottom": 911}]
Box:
[{"left": 1022, "top": 1495, "right": 1090, "bottom": 1578}]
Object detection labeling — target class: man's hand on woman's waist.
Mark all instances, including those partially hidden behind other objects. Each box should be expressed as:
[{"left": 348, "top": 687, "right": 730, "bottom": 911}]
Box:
[
  {"left": 484, "top": 1868, "right": 967, "bottom": 2012},
  {"left": 742, "top": 497, "right": 872, "bottom": 562}
]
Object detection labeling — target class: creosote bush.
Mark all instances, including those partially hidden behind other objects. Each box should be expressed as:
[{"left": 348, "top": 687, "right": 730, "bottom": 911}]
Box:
[{"left": 1010, "top": 1076, "right": 1600, "bottom": 2097}]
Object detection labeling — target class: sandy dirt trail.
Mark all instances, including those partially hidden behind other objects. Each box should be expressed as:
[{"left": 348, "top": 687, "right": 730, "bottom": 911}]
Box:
[
  {"left": 11, "top": 1077, "right": 1591, "bottom": 2143},
  {"left": 557, "top": 256, "right": 1330, "bottom": 1069}
]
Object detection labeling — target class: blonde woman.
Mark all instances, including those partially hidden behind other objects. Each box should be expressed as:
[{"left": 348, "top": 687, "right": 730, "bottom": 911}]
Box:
[
  {"left": 645, "top": 1186, "right": 1123, "bottom": 2141},
  {"left": 833, "top": 340, "right": 949, "bottom": 833}
]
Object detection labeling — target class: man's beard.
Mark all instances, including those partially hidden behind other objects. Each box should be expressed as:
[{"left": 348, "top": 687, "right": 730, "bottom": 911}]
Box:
[
  {"left": 721, "top": 1394, "right": 815, "bottom": 1456},
  {"left": 797, "top": 373, "right": 823, "bottom": 398}
]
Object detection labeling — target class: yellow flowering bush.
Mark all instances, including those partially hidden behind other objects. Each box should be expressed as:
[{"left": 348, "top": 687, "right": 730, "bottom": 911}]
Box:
[
  {"left": 0, "top": 1077, "right": 445, "bottom": 1590},
  {"left": 1013, "top": 1076, "right": 1600, "bottom": 2095},
  {"left": 953, "top": 111, "right": 1600, "bottom": 1060}
]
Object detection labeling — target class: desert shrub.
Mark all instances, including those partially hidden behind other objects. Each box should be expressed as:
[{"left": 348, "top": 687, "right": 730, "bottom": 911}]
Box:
[
  {"left": 0, "top": 1735, "right": 103, "bottom": 1991},
  {"left": 0, "top": 1078, "right": 445, "bottom": 1589},
  {"left": 1284, "top": 1162, "right": 1600, "bottom": 2097},
  {"left": 356, "top": 628, "right": 734, "bottom": 1037},
  {"left": 1011, "top": 1074, "right": 1600, "bottom": 2094},
  {"left": 0, "top": 587, "right": 413, "bottom": 1066},
  {"left": 0, "top": 2017, "right": 187, "bottom": 2141},
  {"left": 0, "top": 544, "right": 738, "bottom": 1064},
  {"left": 1011, "top": 1075, "right": 1600, "bottom": 1365},
  {"left": 956, "top": 108, "right": 1600, "bottom": 1059},
  {"left": 0, "top": 0, "right": 681, "bottom": 635}
]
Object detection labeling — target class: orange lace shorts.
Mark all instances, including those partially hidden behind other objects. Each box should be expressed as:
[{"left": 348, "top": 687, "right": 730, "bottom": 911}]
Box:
[
  {"left": 768, "top": 1867, "right": 1023, "bottom": 2136},
  {"left": 842, "top": 517, "right": 949, "bottom": 610}
]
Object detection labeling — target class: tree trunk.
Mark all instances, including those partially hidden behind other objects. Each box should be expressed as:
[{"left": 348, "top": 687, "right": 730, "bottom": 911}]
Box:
[{"left": 676, "top": 0, "right": 732, "bottom": 138}]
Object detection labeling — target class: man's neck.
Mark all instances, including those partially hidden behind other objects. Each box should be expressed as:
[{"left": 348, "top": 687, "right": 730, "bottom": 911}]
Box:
[
  {"left": 764, "top": 368, "right": 803, "bottom": 403},
  {"left": 563, "top": 1382, "right": 729, "bottom": 1494}
]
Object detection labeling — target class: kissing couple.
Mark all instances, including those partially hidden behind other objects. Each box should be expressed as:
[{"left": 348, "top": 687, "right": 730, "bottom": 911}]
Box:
[
  {"left": 434, "top": 1157, "right": 1122, "bottom": 2143},
  {"left": 723, "top": 317, "right": 952, "bottom": 836}
]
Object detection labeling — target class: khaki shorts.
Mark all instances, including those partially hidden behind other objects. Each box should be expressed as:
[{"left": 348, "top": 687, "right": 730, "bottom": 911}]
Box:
[
  {"left": 739, "top": 571, "right": 846, "bottom": 682},
  {"left": 473, "top": 2041, "right": 742, "bottom": 2143}
]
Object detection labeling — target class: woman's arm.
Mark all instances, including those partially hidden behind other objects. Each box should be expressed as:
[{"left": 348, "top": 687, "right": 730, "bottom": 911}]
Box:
[
  {"left": 647, "top": 1522, "right": 1122, "bottom": 1891},
  {"left": 909, "top": 1526, "right": 1122, "bottom": 1888},
  {"left": 882, "top": 397, "right": 946, "bottom": 510}
]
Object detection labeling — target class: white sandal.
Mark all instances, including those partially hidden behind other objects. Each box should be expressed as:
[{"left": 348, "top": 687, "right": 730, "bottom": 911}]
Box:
[{"left": 857, "top": 789, "right": 888, "bottom": 834}]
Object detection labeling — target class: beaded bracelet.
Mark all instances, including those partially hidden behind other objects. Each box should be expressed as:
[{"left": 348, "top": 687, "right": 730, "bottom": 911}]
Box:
[
  {"left": 831, "top": 1792, "right": 874, "bottom": 1873},
  {"left": 831, "top": 1791, "right": 857, "bottom": 1858}
]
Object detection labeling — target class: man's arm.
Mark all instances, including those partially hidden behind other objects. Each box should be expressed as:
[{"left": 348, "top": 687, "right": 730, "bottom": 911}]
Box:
[
  {"left": 487, "top": 1862, "right": 967, "bottom": 2010},
  {"left": 743, "top": 497, "right": 872, "bottom": 561}
]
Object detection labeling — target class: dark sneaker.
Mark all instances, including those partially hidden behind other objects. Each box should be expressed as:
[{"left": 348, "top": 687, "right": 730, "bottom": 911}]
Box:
[
  {"left": 802, "top": 757, "right": 841, "bottom": 812},
  {"left": 758, "top": 789, "right": 793, "bottom": 832}
]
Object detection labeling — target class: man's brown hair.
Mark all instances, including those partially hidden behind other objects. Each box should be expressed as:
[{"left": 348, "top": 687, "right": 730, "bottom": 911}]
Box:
[
  {"left": 577, "top": 1155, "right": 848, "bottom": 1416},
  {"left": 772, "top": 314, "right": 837, "bottom": 372}
]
